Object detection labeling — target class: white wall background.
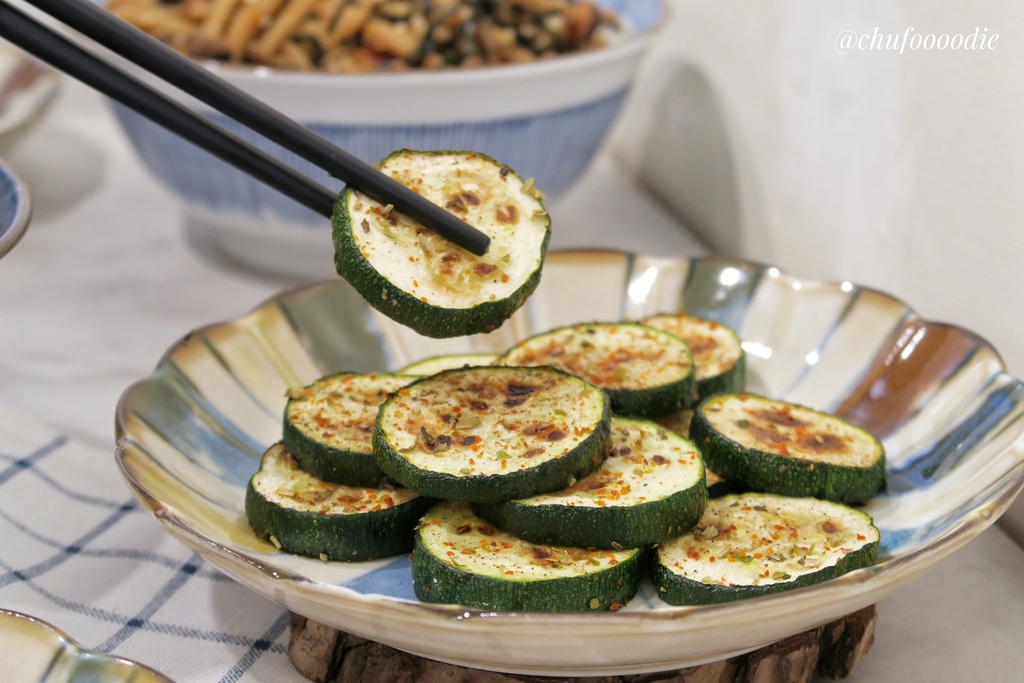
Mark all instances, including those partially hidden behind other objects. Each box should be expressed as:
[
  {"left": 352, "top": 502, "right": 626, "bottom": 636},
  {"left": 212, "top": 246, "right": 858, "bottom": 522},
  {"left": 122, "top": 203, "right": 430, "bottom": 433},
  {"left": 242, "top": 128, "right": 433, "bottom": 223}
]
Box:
[{"left": 610, "top": 0, "right": 1024, "bottom": 543}]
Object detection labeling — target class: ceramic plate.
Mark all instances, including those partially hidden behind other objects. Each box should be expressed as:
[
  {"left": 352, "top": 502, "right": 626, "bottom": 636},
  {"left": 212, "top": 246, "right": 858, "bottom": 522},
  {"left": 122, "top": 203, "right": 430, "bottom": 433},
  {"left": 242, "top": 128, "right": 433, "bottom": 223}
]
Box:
[
  {"left": 0, "top": 609, "right": 174, "bottom": 683},
  {"left": 0, "top": 157, "right": 29, "bottom": 260},
  {"left": 115, "top": 251, "right": 1024, "bottom": 676}
]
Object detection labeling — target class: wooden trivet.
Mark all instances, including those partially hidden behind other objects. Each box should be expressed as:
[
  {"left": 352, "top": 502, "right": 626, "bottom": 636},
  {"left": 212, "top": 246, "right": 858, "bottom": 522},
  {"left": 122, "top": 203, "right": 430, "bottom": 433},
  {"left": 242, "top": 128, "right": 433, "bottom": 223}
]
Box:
[{"left": 288, "top": 604, "right": 876, "bottom": 683}]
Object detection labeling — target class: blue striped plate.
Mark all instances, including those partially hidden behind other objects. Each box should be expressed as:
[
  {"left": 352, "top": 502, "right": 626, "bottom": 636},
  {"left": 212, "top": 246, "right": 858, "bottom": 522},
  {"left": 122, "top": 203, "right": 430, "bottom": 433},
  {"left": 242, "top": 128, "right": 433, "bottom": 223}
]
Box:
[
  {"left": 115, "top": 251, "right": 1024, "bottom": 676},
  {"left": 0, "top": 158, "right": 30, "bottom": 261}
]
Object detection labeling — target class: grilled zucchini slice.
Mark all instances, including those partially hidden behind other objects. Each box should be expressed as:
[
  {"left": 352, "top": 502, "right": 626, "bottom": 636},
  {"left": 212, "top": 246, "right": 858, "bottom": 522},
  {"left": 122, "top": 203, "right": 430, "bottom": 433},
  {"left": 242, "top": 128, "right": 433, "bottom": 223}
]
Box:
[
  {"left": 643, "top": 314, "right": 746, "bottom": 400},
  {"left": 475, "top": 417, "right": 707, "bottom": 549},
  {"left": 413, "top": 501, "right": 643, "bottom": 612},
  {"left": 333, "top": 149, "right": 550, "bottom": 338},
  {"left": 374, "top": 366, "right": 611, "bottom": 503},
  {"left": 653, "top": 492, "right": 879, "bottom": 604},
  {"left": 283, "top": 372, "right": 411, "bottom": 487},
  {"left": 398, "top": 353, "right": 499, "bottom": 376},
  {"left": 245, "top": 444, "right": 434, "bottom": 561},
  {"left": 656, "top": 408, "right": 744, "bottom": 498},
  {"left": 690, "top": 394, "right": 885, "bottom": 503},
  {"left": 497, "top": 322, "right": 696, "bottom": 418}
]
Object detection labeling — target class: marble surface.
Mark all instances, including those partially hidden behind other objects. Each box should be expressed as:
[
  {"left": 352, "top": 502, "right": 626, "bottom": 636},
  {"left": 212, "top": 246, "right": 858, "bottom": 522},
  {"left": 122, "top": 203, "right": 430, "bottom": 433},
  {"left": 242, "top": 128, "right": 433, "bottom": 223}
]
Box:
[{"left": 0, "top": 79, "right": 1021, "bottom": 682}]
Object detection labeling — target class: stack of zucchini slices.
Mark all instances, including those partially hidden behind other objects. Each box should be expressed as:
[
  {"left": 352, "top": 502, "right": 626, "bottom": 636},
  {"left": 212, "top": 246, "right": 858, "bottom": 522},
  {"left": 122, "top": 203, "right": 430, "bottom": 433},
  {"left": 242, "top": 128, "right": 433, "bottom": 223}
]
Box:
[{"left": 244, "top": 311, "right": 884, "bottom": 611}]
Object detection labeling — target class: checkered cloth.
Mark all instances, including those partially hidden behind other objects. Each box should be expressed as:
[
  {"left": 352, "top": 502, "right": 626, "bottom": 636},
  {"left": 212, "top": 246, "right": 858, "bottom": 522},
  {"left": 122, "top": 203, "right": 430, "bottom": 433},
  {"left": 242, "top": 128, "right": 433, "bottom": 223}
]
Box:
[{"left": 0, "top": 405, "right": 310, "bottom": 683}]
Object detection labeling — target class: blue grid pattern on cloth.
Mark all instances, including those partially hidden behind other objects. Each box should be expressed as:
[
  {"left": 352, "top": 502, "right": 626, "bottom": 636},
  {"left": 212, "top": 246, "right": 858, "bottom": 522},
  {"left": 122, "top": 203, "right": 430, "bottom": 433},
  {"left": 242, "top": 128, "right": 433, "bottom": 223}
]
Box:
[{"left": 0, "top": 407, "right": 310, "bottom": 683}]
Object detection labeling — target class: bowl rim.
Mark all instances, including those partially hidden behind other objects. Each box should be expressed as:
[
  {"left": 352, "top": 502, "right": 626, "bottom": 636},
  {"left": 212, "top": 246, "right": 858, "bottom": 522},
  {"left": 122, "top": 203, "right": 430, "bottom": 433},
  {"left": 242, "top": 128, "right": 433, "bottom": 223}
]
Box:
[{"left": 0, "top": 157, "right": 31, "bottom": 261}]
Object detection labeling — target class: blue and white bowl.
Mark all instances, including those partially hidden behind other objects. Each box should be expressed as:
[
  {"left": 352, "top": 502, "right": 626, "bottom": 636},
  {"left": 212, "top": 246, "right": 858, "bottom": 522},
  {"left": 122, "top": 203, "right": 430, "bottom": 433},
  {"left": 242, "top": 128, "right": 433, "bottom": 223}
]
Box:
[
  {"left": 0, "top": 157, "right": 30, "bottom": 261},
  {"left": 111, "top": 0, "right": 666, "bottom": 279}
]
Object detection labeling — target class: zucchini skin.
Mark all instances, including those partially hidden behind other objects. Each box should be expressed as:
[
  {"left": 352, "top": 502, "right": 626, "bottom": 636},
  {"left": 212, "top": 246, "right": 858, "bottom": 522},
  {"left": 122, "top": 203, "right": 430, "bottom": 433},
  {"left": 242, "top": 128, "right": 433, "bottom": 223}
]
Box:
[
  {"left": 413, "top": 537, "right": 643, "bottom": 612},
  {"left": 372, "top": 366, "right": 613, "bottom": 504},
  {"left": 373, "top": 402, "right": 612, "bottom": 504},
  {"left": 282, "top": 421, "right": 389, "bottom": 488},
  {"left": 690, "top": 396, "right": 885, "bottom": 504},
  {"left": 655, "top": 408, "right": 745, "bottom": 498},
  {"left": 652, "top": 541, "right": 878, "bottom": 605},
  {"left": 604, "top": 377, "right": 696, "bottom": 421},
  {"left": 653, "top": 493, "right": 880, "bottom": 605},
  {"left": 655, "top": 493, "right": 880, "bottom": 606},
  {"left": 245, "top": 483, "right": 433, "bottom": 561},
  {"left": 694, "top": 353, "right": 746, "bottom": 401},
  {"left": 474, "top": 486, "right": 705, "bottom": 550},
  {"left": 474, "top": 417, "right": 708, "bottom": 549},
  {"left": 331, "top": 150, "right": 550, "bottom": 339},
  {"left": 244, "top": 449, "right": 436, "bottom": 561},
  {"left": 642, "top": 314, "right": 747, "bottom": 402},
  {"left": 412, "top": 530, "right": 644, "bottom": 612},
  {"left": 282, "top": 372, "right": 411, "bottom": 488},
  {"left": 498, "top": 322, "right": 696, "bottom": 419}
]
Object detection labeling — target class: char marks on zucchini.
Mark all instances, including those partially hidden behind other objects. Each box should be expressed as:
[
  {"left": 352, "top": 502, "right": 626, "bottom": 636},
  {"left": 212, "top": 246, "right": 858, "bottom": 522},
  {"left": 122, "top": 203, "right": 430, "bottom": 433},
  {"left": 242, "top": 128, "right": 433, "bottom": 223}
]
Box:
[
  {"left": 643, "top": 314, "right": 746, "bottom": 400},
  {"left": 654, "top": 492, "right": 880, "bottom": 605},
  {"left": 373, "top": 365, "right": 611, "bottom": 503},
  {"left": 245, "top": 444, "right": 434, "bottom": 561},
  {"left": 475, "top": 416, "right": 707, "bottom": 549},
  {"left": 283, "top": 372, "right": 411, "bottom": 487},
  {"left": 691, "top": 394, "right": 886, "bottom": 503},
  {"left": 413, "top": 500, "right": 643, "bottom": 612},
  {"left": 497, "top": 322, "right": 696, "bottom": 418},
  {"left": 332, "top": 149, "right": 550, "bottom": 338}
]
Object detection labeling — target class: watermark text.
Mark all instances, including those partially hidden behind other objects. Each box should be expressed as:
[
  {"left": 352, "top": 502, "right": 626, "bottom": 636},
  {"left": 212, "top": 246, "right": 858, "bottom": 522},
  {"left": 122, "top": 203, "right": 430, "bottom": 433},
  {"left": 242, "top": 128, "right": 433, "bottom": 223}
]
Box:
[{"left": 835, "top": 27, "right": 998, "bottom": 54}]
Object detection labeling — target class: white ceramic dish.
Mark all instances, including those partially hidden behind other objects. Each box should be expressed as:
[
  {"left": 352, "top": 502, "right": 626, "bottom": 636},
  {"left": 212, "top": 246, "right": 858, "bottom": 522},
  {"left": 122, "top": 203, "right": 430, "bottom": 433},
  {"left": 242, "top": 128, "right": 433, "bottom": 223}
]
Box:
[
  {"left": 115, "top": 251, "right": 1024, "bottom": 676},
  {"left": 0, "top": 609, "right": 174, "bottom": 683},
  {"left": 109, "top": 0, "right": 666, "bottom": 279}
]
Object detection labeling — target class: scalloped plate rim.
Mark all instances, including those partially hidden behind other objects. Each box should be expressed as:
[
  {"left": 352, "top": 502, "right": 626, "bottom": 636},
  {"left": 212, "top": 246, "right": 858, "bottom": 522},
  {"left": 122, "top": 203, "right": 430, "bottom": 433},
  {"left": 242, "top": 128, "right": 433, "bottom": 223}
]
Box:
[{"left": 113, "top": 250, "right": 1024, "bottom": 675}]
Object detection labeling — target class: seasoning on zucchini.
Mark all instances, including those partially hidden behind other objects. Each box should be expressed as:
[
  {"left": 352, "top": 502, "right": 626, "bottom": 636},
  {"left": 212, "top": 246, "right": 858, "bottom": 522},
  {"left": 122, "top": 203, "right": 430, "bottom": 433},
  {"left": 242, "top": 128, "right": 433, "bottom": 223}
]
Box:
[
  {"left": 656, "top": 408, "right": 743, "bottom": 498},
  {"left": 643, "top": 314, "right": 746, "bottom": 400},
  {"left": 397, "top": 353, "right": 500, "bottom": 377},
  {"left": 245, "top": 444, "right": 434, "bottom": 561},
  {"left": 690, "top": 394, "right": 885, "bottom": 503},
  {"left": 333, "top": 149, "right": 550, "bottom": 339},
  {"left": 497, "top": 322, "right": 696, "bottom": 418},
  {"left": 374, "top": 366, "right": 611, "bottom": 503},
  {"left": 283, "top": 372, "right": 412, "bottom": 487},
  {"left": 413, "top": 501, "right": 643, "bottom": 612},
  {"left": 653, "top": 492, "right": 879, "bottom": 605},
  {"left": 475, "top": 417, "right": 707, "bottom": 549}
]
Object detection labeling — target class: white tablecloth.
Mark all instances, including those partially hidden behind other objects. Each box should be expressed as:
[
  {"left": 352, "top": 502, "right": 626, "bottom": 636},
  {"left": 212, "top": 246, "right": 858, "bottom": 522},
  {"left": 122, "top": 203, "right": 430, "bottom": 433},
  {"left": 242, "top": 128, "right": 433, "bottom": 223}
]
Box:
[{"left": 0, "top": 80, "right": 1021, "bottom": 683}]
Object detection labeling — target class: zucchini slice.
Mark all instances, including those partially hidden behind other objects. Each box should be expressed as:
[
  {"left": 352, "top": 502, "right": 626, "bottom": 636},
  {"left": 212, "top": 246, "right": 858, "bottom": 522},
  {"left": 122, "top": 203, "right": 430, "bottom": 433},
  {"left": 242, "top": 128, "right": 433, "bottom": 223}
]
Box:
[
  {"left": 690, "top": 394, "right": 885, "bottom": 503},
  {"left": 283, "top": 372, "right": 412, "bottom": 487},
  {"left": 397, "top": 353, "right": 499, "bottom": 377},
  {"left": 475, "top": 417, "right": 707, "bottom": 549},
  {"left": 413, "top": 501, "right": 643, "bottom": 612},
  {"left": 245, "top": 444, "right": 434, "bottom": 561},
  {"left": 497, "top": 322, "right": 696, "bottom": 418},
  {"left": 332, "top": 150, "right": 551, "bottom": 339},
  {"left": 643, "top": 314, "right": 746, "bottom": 400},
  {"left": 655, "top": 408, "right": 743, "bottom": 498},
  {"left": 374, "top": 366, "right": 611, "bottom": 503},
  {"left": 653, "top": 492, "right": 880, "bottom": 605}
]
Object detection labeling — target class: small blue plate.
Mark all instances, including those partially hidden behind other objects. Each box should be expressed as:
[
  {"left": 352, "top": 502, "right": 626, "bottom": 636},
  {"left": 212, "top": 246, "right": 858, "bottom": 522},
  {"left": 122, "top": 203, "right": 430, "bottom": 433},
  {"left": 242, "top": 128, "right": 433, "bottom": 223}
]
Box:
[{"left": 0, "top": 158, "right": 30, "bottom": 260}]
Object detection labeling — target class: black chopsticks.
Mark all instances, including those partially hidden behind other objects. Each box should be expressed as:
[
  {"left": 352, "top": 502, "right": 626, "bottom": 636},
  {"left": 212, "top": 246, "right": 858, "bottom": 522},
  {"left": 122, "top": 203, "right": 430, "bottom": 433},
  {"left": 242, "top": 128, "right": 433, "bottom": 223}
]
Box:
[{"left": 0, "top": 0, "right": 491, "bottom": 257}]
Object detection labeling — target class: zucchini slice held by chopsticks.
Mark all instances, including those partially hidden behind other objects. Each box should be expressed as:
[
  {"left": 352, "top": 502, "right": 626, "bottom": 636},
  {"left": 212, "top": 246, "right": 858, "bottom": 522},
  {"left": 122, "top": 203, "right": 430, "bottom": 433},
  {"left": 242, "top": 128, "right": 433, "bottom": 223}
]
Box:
[{"left": 333, "top": 149, "right": 550, "bottom": 339}]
